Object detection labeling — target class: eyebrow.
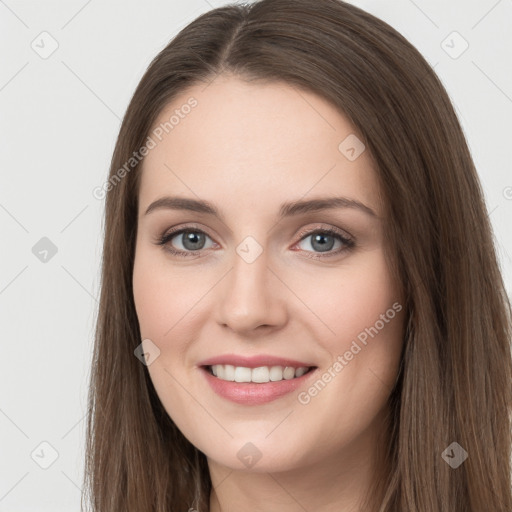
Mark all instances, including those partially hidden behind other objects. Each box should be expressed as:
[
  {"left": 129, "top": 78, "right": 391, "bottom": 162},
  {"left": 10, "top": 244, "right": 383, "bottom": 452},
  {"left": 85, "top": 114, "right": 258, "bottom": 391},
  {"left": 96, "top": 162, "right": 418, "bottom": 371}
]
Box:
[{"left": 144, "top": 195, "right": 377, "bottom": 219}]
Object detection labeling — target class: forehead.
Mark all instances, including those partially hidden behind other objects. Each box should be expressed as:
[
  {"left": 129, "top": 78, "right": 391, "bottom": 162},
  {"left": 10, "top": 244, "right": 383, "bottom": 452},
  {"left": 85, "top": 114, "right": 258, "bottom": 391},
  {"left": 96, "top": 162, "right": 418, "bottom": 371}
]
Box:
[{"left": 138, "top": 76, "right": 382, "bottom": 217}]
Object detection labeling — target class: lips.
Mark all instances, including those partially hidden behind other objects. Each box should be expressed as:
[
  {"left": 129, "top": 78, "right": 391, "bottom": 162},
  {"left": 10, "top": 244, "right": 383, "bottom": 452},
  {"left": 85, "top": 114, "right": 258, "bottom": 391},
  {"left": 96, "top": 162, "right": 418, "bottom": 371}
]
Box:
[
  {"left": 196, "top": 354, "right": 319, "bottom": 405},
  {"left": 200, "top": 363, "right": 318, "bottom": 405}
]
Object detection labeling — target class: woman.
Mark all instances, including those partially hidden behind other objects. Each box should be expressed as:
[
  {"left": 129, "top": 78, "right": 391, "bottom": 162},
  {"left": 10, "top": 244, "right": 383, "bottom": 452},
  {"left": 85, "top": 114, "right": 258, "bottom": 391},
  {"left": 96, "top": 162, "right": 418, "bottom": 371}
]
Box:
[{"left": 83, "top": 0, "right": 512, "bottom": 511}]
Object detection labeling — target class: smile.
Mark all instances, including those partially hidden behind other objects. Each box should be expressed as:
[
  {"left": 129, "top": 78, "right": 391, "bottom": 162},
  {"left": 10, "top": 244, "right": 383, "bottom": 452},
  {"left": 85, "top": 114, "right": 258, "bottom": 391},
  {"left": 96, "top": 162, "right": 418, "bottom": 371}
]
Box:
[
  {"left": 200, "top": 365, "right": 318, "bottom": 405},
  {"left": 207, "top": 364, "right": 314, "bottom": 383}
]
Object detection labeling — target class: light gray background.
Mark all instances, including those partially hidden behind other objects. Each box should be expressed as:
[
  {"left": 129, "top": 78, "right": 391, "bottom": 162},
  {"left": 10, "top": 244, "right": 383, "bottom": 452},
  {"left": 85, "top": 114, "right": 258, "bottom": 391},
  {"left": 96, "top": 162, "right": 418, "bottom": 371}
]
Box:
[{"left": 1, "top": 0, "right": 511, "bottom": 510}]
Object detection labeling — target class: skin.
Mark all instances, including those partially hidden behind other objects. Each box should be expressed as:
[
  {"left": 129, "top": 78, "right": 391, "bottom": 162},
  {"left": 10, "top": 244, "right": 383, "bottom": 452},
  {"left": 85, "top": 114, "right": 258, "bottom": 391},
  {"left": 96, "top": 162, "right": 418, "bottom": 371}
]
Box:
[{"left": 132, "top": 75, "right": 405, "bottom": 512}]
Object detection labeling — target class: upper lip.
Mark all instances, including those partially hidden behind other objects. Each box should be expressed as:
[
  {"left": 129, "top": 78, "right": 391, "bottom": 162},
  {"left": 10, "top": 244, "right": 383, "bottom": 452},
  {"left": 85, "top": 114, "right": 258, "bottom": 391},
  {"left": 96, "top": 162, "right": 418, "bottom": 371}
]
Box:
[{"left": 198, "top": 354, "right": 316, "bottom": 369}]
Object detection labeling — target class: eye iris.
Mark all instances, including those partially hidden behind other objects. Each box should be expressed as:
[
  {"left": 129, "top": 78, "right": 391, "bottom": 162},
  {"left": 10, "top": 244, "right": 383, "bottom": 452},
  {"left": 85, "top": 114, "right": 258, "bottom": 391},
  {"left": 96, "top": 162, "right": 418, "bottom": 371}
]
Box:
[
  {"left": 311, "top": 233, "right": 335, "bottom": 252},
  {"left": 182, "top": 231, "right": 205, "bottom": 250}
]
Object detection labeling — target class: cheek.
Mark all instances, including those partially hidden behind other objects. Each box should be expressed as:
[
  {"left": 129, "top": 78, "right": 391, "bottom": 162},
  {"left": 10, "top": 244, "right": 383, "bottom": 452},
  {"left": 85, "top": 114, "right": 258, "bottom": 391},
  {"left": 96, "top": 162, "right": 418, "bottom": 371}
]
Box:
[
  {"left": 293, "top": 250, "right": 405, "bottom": 412},
  {"left": 132, "top": 268, "right": 169, "bottom": 341},
  {"left": 293, "top": 251, "right": 402, "bottom": 349},
  {"left": 132, "top": 246, "right": 196, "bottom": 340},
  {"left": 132, "top": 249, "right": 197, "bottom": 418},
  {"left": 291, "top": 254, "right": 404, "bottom": 443},
  {"left": 132, "top": 246, "right": 213, "bottom": 392}
]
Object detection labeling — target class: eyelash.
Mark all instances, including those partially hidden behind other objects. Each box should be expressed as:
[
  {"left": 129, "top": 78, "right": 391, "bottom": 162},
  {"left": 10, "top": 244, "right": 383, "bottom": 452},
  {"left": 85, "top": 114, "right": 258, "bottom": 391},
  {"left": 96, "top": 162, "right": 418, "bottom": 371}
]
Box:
[{"left": 154, "top": 224, "right": 355, "bottom": 259}]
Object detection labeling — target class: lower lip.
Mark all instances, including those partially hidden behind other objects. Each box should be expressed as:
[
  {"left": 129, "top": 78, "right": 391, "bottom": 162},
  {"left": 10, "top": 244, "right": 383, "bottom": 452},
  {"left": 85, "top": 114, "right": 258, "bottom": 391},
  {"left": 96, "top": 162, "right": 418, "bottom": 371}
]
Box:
[{"left": 200, "top": 366, "right": 317, "bottom": 405}]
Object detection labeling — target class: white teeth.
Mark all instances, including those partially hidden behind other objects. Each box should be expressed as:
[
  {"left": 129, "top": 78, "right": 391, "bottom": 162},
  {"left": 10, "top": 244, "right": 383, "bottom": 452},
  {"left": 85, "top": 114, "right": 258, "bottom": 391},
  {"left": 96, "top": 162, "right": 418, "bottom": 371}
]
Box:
[
  {"left": 295, "top": 367, "right": 307, "bottom": 377},
  {"left": 283, "top": 366, "right": 295, "bottom": 380},
  {"left": 224, "top": 364, "right": 235, "bottom": 381},
  {"left": 269, "top": 366, "right": 283, "bottom": 381},
  {"left": 234, "top": 366, "right": 252, "bottom": 382},
  {"left": 251, "top": 366, "right": 269, "bottom": 383},
  {"left": 210, "top": 364, "right": 311, "bottom": 383}
]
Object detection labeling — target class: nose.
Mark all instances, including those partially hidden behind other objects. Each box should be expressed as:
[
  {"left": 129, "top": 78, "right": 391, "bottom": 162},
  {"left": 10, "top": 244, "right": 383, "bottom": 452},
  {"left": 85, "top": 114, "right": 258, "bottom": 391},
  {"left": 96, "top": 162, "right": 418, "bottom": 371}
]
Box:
[{"left": 215, "top": 246, "right": 288, "bottom": 335}]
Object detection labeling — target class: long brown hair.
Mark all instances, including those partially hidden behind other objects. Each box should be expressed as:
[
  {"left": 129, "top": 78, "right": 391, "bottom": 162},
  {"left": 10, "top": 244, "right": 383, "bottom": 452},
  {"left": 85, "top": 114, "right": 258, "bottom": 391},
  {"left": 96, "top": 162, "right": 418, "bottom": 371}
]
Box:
[{"left": 82, "top": 1, "right": 512, "bottom": 510}]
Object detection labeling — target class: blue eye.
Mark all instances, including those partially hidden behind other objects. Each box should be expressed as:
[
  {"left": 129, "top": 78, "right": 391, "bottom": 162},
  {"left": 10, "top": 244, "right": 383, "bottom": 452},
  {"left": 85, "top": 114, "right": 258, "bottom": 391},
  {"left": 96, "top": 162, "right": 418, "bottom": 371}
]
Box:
[
  {"left": 155, "top": 225, "right": 355, "bottom": 259},
  {"left": 295, "top": 228, "right": 354, "bottom": 258},
  {"left": 157, "top": 228, "right": 215, "bottom": 257}
]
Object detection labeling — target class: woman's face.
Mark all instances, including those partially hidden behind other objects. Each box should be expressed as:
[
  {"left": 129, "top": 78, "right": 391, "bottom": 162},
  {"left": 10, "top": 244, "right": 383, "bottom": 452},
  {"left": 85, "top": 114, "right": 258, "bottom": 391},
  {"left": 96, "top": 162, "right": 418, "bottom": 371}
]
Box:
[{"left": 133, "top": 76, "right": 405, "bottom": 474}]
